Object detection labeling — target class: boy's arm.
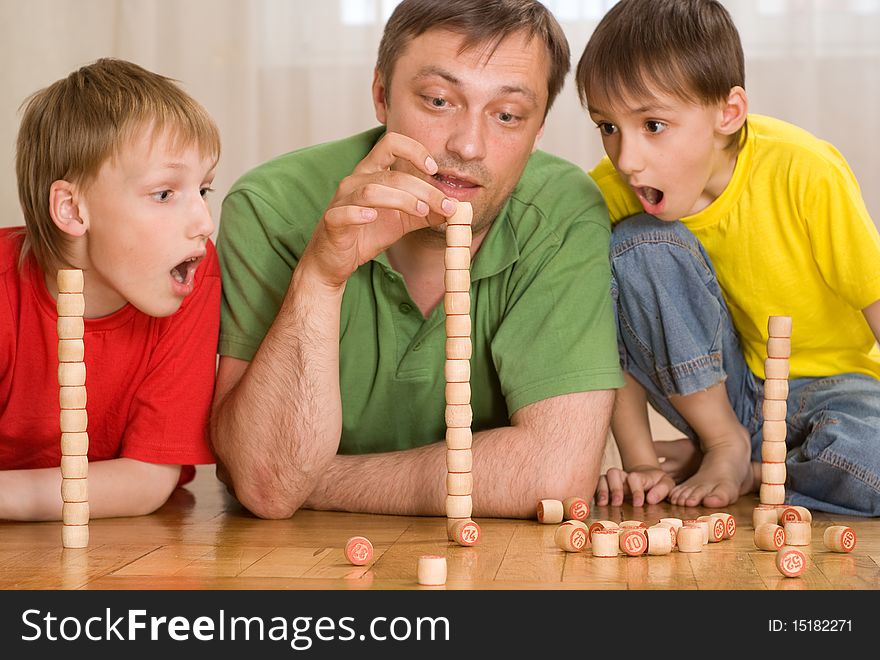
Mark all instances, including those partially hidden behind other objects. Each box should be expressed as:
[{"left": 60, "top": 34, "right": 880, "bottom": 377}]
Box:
[
  {"left": 863, "top": 299, "right": 880, "bottom": 345},
  {"left": 0, "top": 459, "right": 180, "bottom": 521},
  {"left": 612, "top": 373, "right": 660, "bottom": 469},
  {"left": 600, "top": 372, "right": 674, "bottom": 506}
]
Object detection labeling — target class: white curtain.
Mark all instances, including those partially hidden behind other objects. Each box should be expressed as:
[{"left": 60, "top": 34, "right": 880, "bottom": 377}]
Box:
[{"left": 1, "top": 0, "right": 878, "bottom": 231}]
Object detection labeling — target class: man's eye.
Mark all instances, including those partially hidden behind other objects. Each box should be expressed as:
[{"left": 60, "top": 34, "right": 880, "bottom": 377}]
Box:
[
  {"left": 151, "top": 190, "right": 172, "bottom": 202},
  {"left": 646, "top": 120, "right": 668, "bottom": 134},
  {"left": 430, "top": 97, "right": 447, "bottom": 108},
  {"left": 499, "top": 112, "right": 516, "bottom": 123}
]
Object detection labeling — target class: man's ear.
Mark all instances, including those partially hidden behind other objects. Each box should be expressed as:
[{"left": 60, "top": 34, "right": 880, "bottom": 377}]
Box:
[
  {"left": 49, "top": 180, "right": 87, "bottom": 237},
  {"left": 371, "top": 67, "right": 388, "bottom": 125},
  {"left": 717, "top": 85, "right": 748, "bottom": 136}
]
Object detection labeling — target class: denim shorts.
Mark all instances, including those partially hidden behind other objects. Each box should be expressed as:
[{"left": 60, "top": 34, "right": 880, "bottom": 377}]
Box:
[{"left": 610, "top": 214, "right": 880, "bottom": 516}]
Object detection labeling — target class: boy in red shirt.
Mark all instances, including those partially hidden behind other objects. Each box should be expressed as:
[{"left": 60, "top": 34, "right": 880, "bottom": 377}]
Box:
[{"left": 1, "top": 59, "right": 220, "bottom": 520}]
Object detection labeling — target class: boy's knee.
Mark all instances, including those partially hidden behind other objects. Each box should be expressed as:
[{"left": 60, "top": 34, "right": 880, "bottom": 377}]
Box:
[
  {"left": 610, "top": 214, "right": 693, "bottom": 251},
  {"left": 610, "top": 215, "right": 712, "bottom": 290}
]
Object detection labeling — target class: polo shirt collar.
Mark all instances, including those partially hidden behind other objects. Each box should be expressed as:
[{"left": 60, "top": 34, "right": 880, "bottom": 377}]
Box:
[{"left": 472, "top": 201, "right": 519, "bottom": 280}]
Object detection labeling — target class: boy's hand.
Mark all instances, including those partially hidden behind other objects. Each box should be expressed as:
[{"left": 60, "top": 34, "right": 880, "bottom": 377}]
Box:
[
  {"left": 595, "top": 465, "right": 675, "bottom": 507},
  {"left": 299, "top": 132, "right": 457, "bottom": 291}
]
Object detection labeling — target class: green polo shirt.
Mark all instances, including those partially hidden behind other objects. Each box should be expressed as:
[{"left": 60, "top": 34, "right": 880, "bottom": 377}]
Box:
[{"left": 217, "top": 127, "right": 622, "bottom": 454}]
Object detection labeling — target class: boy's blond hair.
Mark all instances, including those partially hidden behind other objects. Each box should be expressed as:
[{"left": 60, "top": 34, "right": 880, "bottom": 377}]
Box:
[
  {"left": 15, "top": 58, "right": 221, "bottom": 272},
  {"left": 576, "top": 0, "right": 744, "bottom": 121}
]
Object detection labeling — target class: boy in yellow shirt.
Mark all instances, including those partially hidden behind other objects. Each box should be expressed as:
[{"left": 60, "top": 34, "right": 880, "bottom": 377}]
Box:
[{"left": 577, "top": 0, "right": 880, "bottom": 514}]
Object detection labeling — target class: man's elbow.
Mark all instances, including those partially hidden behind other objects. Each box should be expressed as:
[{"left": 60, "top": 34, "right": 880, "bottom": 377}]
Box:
[
  {"left": 212, "top": 446, "right": 312, "bottom": 519},
  {"left": 227, "top": 471, "right": 303, "bottom": 520},
  {"left": 238, "top": 491, "right": 301, "bottom": 520},
  {"left": 532, "top": 453, "right": 600, "bottom": 507}
]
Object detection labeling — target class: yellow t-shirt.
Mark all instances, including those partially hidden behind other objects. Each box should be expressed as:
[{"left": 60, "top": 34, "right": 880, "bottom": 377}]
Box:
[{"left": 590, "top": 114, "right": 880, "bottom": 380}]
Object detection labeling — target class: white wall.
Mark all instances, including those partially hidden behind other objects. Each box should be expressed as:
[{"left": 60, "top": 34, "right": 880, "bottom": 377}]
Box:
[{"left": 1, "top": 0, "right": 878, "bottom": 232}]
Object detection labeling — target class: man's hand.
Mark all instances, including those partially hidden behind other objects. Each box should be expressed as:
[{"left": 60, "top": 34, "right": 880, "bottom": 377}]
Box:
[
  {"left": 300, "top": 132, "right": 457, "bottom": 290},
  {"left": 595, "top": 465, "right": 674, "bottom": 507}
]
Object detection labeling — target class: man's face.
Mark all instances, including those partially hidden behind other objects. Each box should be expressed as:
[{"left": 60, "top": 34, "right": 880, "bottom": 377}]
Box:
[{"left": 374, "top": 28, "right": 549, "bottom": 237}]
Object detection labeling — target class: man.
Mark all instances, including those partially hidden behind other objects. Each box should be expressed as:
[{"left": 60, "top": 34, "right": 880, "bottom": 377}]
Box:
[{"left": 211, "top": 0, "right": 621, "bottom": 519}]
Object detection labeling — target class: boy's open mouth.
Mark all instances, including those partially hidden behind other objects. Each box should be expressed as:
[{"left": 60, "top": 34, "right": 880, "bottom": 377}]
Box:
[
  {"left": 639, "top": 186, "right": 664, "bottom": 206},
  {"left": 171, "top": 256, "right": 200, "bottom": 285}
]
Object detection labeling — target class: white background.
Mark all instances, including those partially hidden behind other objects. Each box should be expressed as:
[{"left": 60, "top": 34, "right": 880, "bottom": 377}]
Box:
[{"left": 1, "top": 0, "right": 878, "bottom": 231}]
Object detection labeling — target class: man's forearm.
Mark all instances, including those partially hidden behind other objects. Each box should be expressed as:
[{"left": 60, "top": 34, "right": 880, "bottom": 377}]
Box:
[
  {"left": 211, "top": 263, "right": 346, "bottom": 518},
  {"left": 305, "top": 390, "right": 615, "bottom": 518}
]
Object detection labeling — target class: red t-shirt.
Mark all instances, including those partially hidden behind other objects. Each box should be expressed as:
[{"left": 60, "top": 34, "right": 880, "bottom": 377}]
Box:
[{"left": 0, "top": 228, "right": 218, "bottom": 484}]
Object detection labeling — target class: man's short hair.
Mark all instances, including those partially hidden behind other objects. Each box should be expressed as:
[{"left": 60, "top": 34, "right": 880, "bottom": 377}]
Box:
[
  {"left": 576, "top": 0, "right": 744, "bottom": 111},
  {"left": 377, "top": 0, "right": 571, "bottom": 117},
  {"left": 16, "top": 58, "right": 221, "bottom": 272}
]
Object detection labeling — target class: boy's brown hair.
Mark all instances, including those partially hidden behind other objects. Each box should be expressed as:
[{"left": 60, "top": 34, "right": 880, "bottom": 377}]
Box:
[
  {"left": 377, "top": 0, "right": 570, "bottom": 117},
  {"left": 16, "top": 58, "right": 221, "bottom": 272},
  {"left": 576, "top": 0, "right": 745, "bottom": 115}
]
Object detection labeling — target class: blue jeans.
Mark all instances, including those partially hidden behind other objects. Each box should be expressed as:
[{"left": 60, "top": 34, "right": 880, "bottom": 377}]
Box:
[{"left": 610, "top": 215, "right": 880, "bottom": 516}]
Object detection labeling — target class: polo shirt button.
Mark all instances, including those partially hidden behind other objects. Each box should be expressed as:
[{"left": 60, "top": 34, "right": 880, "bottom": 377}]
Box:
[
  {"left": 413, "top": 342, "right": 422, "bottom": 351},
  {"left": 399, "top": 302, "right": 412, "bottom": 313}
]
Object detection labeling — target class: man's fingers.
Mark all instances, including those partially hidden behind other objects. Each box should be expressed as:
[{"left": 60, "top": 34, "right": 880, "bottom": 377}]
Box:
[
  {"left": 353, "top": 182, "right": 431, "bottom": 218},
  {"left": 323, "top": 205, "right": 379, "bottom": 230},
  {"left": 353, "top": 131, "right": 438, "bottom": 177},
  {"left": 337, "top": 171, "right": 456, "bottom": 221},
  {"left": 333, "top": 183, "right": 433, "bottom": 226}
]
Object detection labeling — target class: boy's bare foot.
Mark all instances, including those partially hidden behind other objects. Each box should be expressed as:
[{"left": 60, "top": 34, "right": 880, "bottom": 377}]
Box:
[
  {"left": 668, "top": 426, "right": 753, "bottom": 508},
  {"left": 748, "top": 460, "right": 760, "bottom": 493},
  {"left": 655, "top": 438, "right": 702, "bottom": 482}
]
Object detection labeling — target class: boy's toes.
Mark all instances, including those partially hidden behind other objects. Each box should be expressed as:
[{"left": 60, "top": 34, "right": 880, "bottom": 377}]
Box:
[
  {"left": 684, "top": 486, "right": 709, "bottom": 508},
  {"left": 703, "top": 482, "right": 739, "bottom": 508},
  {"left": 669, "top": 485, "right": 686, "bottom": 506},
  {"left": 672, "top": 484, "right": 699, "bottom": 507}
]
